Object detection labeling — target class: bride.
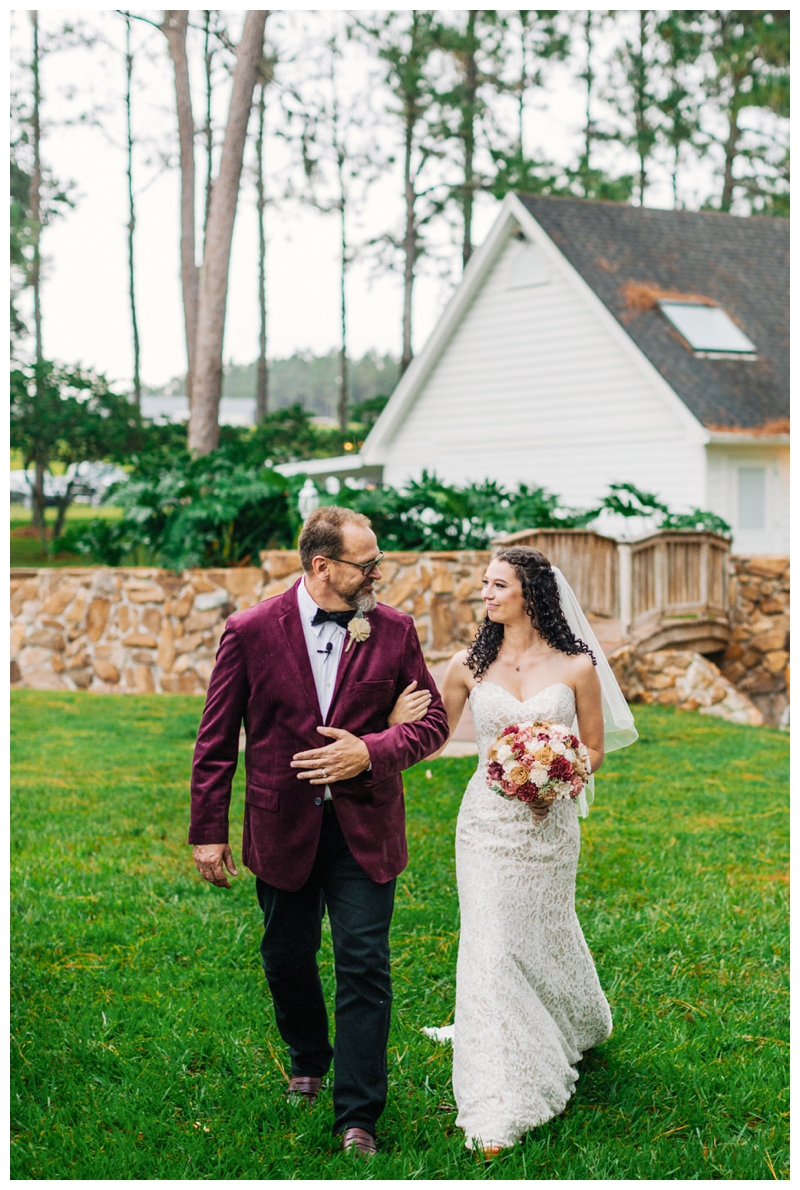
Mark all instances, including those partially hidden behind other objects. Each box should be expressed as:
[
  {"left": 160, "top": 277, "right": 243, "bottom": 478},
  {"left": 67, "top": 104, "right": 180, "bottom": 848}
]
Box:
[{"left": 398, "top": 546, "right": 637, "bottom": 1156}]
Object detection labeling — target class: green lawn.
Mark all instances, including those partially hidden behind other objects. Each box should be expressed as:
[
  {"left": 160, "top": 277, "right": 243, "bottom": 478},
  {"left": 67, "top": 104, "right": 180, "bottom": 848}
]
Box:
[
  {"left": 10, "top": 504, "right": 122, "bottom": 569},
  {"left": 11, "top": 694, "right": 788, "bottom": 1180}
]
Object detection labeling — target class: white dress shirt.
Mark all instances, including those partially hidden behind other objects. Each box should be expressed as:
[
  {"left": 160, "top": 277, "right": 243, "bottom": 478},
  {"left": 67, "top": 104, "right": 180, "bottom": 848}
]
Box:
[{"left": 297, "top": 577, "right": 348, "bottom": 800}]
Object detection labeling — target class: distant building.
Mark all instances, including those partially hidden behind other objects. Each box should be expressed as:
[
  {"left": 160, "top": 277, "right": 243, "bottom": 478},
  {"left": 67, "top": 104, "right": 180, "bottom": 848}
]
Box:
[
  {"left": 141, "top": 395, "right": 257, "bottom": 427},
  {"left": 345, "top": 194, "right": 788, "bottom": 555}
]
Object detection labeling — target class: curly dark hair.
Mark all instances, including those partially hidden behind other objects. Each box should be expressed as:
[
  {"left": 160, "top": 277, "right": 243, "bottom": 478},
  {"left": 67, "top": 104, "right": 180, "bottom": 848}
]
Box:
[{"left": 466, "top": 546, "right": 596, "bottom": 681}]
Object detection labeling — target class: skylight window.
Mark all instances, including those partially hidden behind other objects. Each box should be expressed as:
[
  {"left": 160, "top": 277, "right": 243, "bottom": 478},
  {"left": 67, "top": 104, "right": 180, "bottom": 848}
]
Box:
[{"left": 658, "top": 300, "right": 757, "bottom": 358}]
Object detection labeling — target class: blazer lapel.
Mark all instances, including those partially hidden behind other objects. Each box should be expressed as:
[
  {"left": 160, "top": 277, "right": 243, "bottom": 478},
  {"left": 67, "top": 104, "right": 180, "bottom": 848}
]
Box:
[
  {"left": 327, "top": 621, "right": 362, "bottom": 721},
  {"left": 278, "top": 583, "right": 323, "bottom": 723}
]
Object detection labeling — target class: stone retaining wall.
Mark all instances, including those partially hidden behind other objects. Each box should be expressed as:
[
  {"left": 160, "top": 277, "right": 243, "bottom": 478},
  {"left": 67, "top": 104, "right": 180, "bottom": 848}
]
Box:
[
  {"left": 10, "top": 550, "right": 490, "bottom": 695},
  {"left": 10, "top": 551, "right": 789, "bottom": 725},
  {"left": 721, "top": 555, "right": 789, "bottom": 726},
  {"left": 609, "top": 647, "right": 765, "bottom": 727}
]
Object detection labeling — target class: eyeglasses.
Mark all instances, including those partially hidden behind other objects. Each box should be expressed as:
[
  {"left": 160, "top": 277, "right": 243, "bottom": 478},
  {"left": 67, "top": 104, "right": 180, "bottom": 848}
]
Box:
[{"left": 325, "top": 551, "right": 385, "bottom": 576}]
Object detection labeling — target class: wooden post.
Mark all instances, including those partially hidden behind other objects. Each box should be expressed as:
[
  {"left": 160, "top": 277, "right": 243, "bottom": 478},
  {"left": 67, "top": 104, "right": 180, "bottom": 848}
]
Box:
[{"left": 617, "top": 542, "right": 632, "bottom": 638}]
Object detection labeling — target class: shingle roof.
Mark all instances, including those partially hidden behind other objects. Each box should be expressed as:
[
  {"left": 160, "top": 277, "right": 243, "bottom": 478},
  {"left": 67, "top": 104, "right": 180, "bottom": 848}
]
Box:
[{"left": 518, "top": 194, "right": 789, "bottom": 430}]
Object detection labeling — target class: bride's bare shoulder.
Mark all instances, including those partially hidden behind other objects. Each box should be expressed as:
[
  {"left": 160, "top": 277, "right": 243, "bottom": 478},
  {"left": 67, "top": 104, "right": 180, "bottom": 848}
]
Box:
[{"left": 445, "top": 649, "right": 475, "bottom": 688}]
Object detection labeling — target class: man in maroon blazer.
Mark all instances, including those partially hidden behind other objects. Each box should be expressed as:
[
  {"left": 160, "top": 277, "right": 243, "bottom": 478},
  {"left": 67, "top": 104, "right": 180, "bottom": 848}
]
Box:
[{"left": 189, "top": 506, "right": 449, "bottom": 1156}]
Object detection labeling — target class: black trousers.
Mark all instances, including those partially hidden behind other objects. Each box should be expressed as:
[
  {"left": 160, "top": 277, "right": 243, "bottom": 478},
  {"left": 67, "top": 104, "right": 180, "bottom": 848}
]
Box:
[{"left": 255, "top": 803, "right": 396, "bottom": 1136}]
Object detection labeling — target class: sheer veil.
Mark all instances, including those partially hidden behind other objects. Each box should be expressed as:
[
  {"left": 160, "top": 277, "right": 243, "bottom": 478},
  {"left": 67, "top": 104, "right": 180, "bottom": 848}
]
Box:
[{"left": 551, "top": 566, "right": 638, "bottom": 818}]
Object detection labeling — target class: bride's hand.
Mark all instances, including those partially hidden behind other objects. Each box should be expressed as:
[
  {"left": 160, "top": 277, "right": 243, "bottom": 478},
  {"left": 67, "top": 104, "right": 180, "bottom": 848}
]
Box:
[{"left": 389, "top": 680, "right": 431, "bottom": 726}]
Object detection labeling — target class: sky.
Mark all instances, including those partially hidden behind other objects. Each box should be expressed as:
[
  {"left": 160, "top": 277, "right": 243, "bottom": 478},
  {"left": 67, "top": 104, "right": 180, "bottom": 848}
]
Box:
[{"left": 11, "top": 7, "right": 733, "bottom": 393}]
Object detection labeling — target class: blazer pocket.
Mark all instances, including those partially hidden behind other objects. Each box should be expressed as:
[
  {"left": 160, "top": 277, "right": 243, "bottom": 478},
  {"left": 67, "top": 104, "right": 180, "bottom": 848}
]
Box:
[
  {"left": 246, "top": 782, "right": 279, "bottom": 813},
  {"left": 353, "top": 679, "right": 395, "bottom": 691}
]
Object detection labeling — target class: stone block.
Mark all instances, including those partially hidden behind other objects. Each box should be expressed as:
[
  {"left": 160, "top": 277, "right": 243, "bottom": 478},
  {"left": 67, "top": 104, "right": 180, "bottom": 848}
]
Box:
[
  {"left": 86, "top": 598, "right": 111, "bottom": 642},
  {"left": 261, "top": 551, "right": 302, "bottom": 580},
  {"left": 18, "top": 646, "right": 53, "bottom": 674},
  {"left": 10, "top": 660, "right": 21, "bottom": 684},
  {"left": 745, "top": 556, "right": 788, "bottom": 579},
  {"left": 174, "top": 631, "right": 204, "bottom": 655},
  {"left": 70, "top": 668, "right": 92, "bottom": 689},
  {"left": 27, "top": 628, "right": 66, "bottom": 651},
  {"left": 722, "top": 642, "right": 743, "bottom": 663},
  {"left": 185, "top": 609, "right": 223, "bottom": 633},
  {"left": 648, "top": 672, "right": 675, "bottom": 690},
  {"left": 93, "top": 660, "right": 120, "bottom": 684},
  {"left": 262, "top": 579, "right": 291, "bottom": 600},
  {"left": 221, "top": 567, "right": 263, "bottom": 597},
  {"left": 10, "top": 623, "right": 25, "bottom": 657},
  {"left": 126, "top": 584, "right": 165, "bottom": 603},
  {"left": 134, "top": 665, "right": 155, "bottom": 693},
  {"left": 66, "top": 652, "right": 89, "bottom": 670},
  {"left": 383, "top": 570, "right": 421, "bottom": 607},
  {"left": 412, "top": 595, "right": 428, "bottom": 618},
  {"left": 739, "top": 669, "right": 776, "bottom": 695},
  {"left": 40, "top": 617, "right": 65, "bottom": 630},
  {"left": 157, "top": 621, "right": 175, "bottom": 673},
  {"left": 720, "top": 661, "right": 746, "bottom": 684},
  {"left": 10, "top": 580, "right": 40, "bottom": 617},
  {"left": 41, "top": 583, "right": 79, "bottom": 615},
  {"left": 455, "top": 577, "right": 476, "bottom": 600},
  {"left": 173, "top": 594, "right": 194, "bottom": 618},
  {"left": 751, "top": 630, "right": 787, "bottom": 654},
  {"left": 431, "top": 566, "right": 455, "bottom": 595},
  {"left": 194, "top": 588, "right": 230, "bottom": 613},
  {"left": 764, "top": 650, "right": 788, "bottom": 675},
  {"left": 760, "top": 597, "right": 787, "bottom": 615},
  {"left": 431, "top": 597, "right": 454, "bottom": 651},
  {"left": 741, "top": 649, "right": 761, "bottom": 669},
  {"left": 657, "top": 687, "right": 680, "bottom": 705},
  {"left": 132, "top": 651, "right": 155, "bottom": 664},
  {"left": 24, "top": 669, "right": 67, "bottom": 691},
  {"left": 236, "top": 595, "right": 258, "bottom": 611},
  {"left": 64, "top": 593, "right": 87, "bottom": 624},
  {"left": 123, "top": 633, "right": 158, "bottom": 648},
  {"left": 141, "top": 608, "right": 162, "bottom": 635}
]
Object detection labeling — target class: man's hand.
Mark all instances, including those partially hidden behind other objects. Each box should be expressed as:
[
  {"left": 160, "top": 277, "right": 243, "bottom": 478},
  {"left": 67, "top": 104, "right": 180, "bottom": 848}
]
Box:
[
  {"left": 193, "top": 843, "right": 239, "bottom": 888},
  {"left": 291, "top": 727, "right": 371, "bottom": 784}
]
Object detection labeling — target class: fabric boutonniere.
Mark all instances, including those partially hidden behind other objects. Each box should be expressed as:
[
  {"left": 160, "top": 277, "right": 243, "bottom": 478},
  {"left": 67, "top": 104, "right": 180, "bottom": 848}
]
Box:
[{"left": 345, "top": 612, "right": 371, "bottom": 652}]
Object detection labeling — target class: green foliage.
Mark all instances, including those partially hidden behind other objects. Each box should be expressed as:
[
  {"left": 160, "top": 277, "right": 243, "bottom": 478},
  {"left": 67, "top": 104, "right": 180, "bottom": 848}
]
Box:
[
  {"left": 10, "top": 359, "right": 146, "bottom": 537},
  {"left": 56, "top": 457, "right": 303, "bottom": 571},
  {"left": 10, "top": 694, "right": 789, "bottom": 1178},
  {"left": 602, "top": 482, "right": 732, "bottom": 535}
]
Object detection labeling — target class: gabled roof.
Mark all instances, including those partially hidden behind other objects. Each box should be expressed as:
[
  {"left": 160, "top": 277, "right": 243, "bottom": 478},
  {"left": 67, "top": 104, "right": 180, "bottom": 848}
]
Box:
[{"left": 518, "top": 195, "right": 788, "bottom": 430}]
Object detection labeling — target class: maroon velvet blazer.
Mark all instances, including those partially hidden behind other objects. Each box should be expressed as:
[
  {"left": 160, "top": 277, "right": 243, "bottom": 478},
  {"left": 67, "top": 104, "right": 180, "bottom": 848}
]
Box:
[{"left": 189, "top": 580, "right": 450, "bottom": 891}]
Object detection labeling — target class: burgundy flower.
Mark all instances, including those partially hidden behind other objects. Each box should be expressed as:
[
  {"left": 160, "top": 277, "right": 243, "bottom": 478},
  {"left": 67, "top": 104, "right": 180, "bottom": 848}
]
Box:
[
  {"left": 487, "top": 761, "right": 504, "bottom": 781},
  {"left": 515, "top": 782, "right": 538, "bottom": 803},
  {"left": 549, "top": 755, "right": 573, "bottom": 781}
]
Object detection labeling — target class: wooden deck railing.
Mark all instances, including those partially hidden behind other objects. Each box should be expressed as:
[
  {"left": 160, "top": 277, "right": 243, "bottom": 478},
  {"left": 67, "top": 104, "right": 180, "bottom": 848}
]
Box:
[{"left": 493, "top": 527, "right": 731, "bottom": 654}]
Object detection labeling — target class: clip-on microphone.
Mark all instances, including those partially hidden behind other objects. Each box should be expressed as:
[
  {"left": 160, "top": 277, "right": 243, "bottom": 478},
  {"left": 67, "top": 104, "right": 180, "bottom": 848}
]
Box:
[{"left": 317, "top": 641, "right": 334, "bottom": 661}]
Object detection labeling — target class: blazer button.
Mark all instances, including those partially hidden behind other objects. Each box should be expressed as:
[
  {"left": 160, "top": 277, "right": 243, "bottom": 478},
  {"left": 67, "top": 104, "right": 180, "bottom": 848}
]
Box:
[{"left": 315, "top": 797, "right": 322, "bottom": 806}]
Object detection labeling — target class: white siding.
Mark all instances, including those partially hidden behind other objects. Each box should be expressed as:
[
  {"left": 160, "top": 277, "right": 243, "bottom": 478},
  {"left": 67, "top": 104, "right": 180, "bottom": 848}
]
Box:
[
  {"left": 706, "top": 443, "right": 789, "bottom": 554},
  {"left": 381, "top": 234, "right": 707, "bottom": 512}
]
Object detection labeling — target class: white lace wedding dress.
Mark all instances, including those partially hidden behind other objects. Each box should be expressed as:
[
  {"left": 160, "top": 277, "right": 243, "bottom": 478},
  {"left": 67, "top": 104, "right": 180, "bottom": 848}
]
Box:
[{"left": 445, "top": 680, "right": 613, "bottom": 1150}]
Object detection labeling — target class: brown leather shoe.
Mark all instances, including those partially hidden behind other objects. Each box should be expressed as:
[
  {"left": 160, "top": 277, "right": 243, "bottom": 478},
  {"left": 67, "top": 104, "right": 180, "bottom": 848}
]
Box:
[
  {"left": 286, "top": 1075, "right": 322, "bottom": 1106},
  {"left": 341, "top": 1126, "right": 377, "bottom": 1157}
]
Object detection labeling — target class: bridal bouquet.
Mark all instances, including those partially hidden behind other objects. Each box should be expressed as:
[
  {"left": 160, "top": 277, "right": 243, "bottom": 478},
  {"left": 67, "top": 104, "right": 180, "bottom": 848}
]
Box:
[{"left": 486, "top": 720, "right": 590, "bottom": 806}]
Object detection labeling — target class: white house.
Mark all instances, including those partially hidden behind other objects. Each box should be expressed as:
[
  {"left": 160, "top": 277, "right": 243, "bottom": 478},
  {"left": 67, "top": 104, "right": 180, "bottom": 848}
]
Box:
[{"left": 348, "top": 194, "right": 788, "bottom": 556}]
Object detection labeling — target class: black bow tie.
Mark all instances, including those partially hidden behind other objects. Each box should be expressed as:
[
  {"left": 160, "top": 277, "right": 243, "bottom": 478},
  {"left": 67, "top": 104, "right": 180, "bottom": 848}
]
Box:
[{"left": 311, "top": 607, "right": 352, "bottom": 629}]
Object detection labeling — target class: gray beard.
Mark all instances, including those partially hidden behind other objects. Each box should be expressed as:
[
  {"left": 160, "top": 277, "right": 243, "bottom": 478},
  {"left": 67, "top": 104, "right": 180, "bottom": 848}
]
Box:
[{"left": 353, "top": 589, "right": 377, "bottom": 614}]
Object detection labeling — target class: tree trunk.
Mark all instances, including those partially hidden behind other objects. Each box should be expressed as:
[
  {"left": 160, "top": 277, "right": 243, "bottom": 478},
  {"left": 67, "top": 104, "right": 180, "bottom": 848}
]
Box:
[
  {"left": 400, "top": 103, "right": 416, "bottom": 377},
  {"left": 29, "top": 11, "right": 43, "bottom": 363},
  {"left": 125, "top": 15, "right": 141, "bottom": 409},
  {"left": 190, "top": 9, "right": 268, "bottom": 454},
  {"left": 203, "top": 9, "right": 214, "bottom": 237},
  {"left": 337, "top": 183, "right": 348, "bottom": 432},
  {"left": 255, "top": 83, "right": 268, "bottom": 422},
  {"left": 720, "top": 99, "right": 741, "bottom": 212},
  {"left": 582, "top": 11, "right": 594, "bottom": 195},
  {"left": 636, "top": 11, "right": 647, "bottom": 206},
  {"left": 461, "top": 10, "right": 478, "bottom": 270},
  {"left": 31, "top": 460, "right": 47, "bottom": 541},
  {"left": 162, "top": 10, "right": 199, "bottom": 405}
]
